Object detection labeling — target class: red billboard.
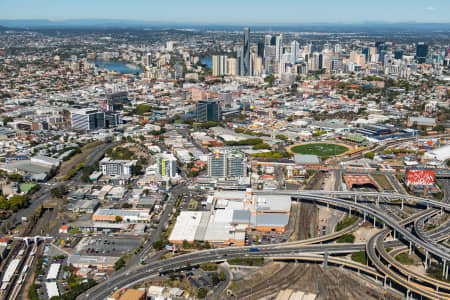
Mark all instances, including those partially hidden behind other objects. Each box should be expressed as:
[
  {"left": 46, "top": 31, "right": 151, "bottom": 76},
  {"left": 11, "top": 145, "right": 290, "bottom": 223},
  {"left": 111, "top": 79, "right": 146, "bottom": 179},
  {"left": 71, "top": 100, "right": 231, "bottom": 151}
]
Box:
[{"left": 406, "top": 169, "right": 435, "bottom": 186}]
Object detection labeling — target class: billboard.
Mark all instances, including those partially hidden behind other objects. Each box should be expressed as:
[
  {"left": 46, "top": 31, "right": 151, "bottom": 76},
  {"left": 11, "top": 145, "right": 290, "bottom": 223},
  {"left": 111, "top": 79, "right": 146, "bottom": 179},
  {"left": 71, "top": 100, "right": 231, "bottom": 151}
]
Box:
[{"left": 406, "top": 169, "right": 435, "bottom": 186}]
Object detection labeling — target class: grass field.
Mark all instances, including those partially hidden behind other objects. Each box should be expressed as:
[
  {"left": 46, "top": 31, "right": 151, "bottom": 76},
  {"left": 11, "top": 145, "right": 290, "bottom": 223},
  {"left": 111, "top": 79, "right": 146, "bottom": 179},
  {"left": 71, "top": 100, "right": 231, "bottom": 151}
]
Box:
[
  {"left": 371, "top": 173, "right": 394, "bottom": 191},
  {"left": 395, "top": 253, "right": 415, "bottom": 265},
  {"left": 290, "top": 143, "right": 349, "bottom": 158}
]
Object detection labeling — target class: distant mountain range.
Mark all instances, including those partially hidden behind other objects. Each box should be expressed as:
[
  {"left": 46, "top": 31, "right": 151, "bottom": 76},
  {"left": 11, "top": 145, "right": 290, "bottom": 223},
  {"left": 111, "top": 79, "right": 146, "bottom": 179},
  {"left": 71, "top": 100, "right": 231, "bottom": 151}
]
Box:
[{"left": 0, "top": 19, "right": 449, "bottom": 32}]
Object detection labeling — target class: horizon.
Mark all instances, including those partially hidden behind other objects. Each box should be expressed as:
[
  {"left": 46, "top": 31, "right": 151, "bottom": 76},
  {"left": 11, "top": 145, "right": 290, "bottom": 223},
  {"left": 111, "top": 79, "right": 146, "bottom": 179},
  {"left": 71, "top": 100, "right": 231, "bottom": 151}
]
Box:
[{"left": 1, "top": 0, "right": 449, "bottom": 24}]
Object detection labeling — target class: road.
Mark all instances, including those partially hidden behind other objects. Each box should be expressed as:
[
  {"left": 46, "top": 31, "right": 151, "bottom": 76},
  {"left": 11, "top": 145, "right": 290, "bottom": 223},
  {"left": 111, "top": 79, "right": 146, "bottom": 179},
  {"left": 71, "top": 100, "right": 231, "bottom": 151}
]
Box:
[
  {"left": 78, "top": 189, "right": 450, "bottom": 299},
  {"left": 80, "top": 243, "right": 370, "bottom": 300}
]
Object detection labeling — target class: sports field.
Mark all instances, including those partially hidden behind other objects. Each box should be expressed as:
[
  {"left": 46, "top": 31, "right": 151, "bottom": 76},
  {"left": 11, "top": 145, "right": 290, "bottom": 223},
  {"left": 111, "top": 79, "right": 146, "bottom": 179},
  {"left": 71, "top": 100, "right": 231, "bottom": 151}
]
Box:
[{"left": 290, "top": 143, "right": 350, "bottom": 157}]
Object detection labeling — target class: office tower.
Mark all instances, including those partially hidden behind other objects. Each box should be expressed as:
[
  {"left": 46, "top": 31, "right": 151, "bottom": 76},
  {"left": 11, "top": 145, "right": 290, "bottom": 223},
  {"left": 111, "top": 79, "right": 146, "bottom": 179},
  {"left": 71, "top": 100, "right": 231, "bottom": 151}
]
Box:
[
  {"left": 394, "top": 48, "right": 403, "bottom": 60},
  {"left": 105, "top": 112, "right": 122, "bottom": 128},
  {"left": 157, "top": 153, "right": 178, "bottom": 178},
  {"left": 174, "top": 63, "right": 183, "bottom": 79},
  {"left": 207, "top": 151, "right": 247, "bottom": 178},
  {"left": 253, "top": 55, "right": 263, "bottom": 76},
  {"left": 257, "top": 41, "right": 265, "bottom": 59},
  {"left": 226, "top": 57, "right": 239, "bottom": 76},
  {"left": 144, "top": 53, "right": 152, "bottom": 66},
  {"left": 330, "top": 57, "right": 340, "bottom": 72},
  {"left": 166, "top": 41, "right": 174, "bottom": 52},
  {"left": 212, "top": 55, "right": 227, "bottom": 76},
  {"left": 291, "top": 40, "right": 299, "bottom": 64},
  {"left": 416, "top": 42, "right": 428, "bottom": 63},
  {"left": 362, "top": 48, "right": 370, "bottom": 62},
  {"left": 71, "top": 108, "right": 105, "bottom": 131},
  {"left": 219, "top": 92, "right": 233, "bottom": 107},
  {"left": 196, "top": 100, "right": 221, "bottom": 122},
  {"left": 384, "top": 52, "right": 394, "bottom": 67},
  {"left": 265, "top": 35, "right": 272, "bottom": 46},
  {"left": 275, "top": 34, "right": 283, "bottom": 62},
  {"left": 241, "top": 28, "right": 251, "bottom": 76},
  {"left": 377, "top": 43, "right": 387, "bottom": 62},
  {"left": 321, "top": 53, "right": 331, "bottom": 71}
]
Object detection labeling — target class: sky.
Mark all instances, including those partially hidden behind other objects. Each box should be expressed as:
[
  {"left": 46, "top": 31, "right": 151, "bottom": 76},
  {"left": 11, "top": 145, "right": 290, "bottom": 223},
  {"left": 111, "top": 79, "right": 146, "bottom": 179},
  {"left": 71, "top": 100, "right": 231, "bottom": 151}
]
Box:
[{"left": 0, "top": 0, "right": 449, "bottom": 24}]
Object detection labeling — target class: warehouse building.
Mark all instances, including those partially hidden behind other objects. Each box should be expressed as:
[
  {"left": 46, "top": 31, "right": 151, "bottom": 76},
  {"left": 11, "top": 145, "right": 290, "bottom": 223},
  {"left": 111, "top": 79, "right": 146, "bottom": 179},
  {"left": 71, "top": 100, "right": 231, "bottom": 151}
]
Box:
[
  {"left": 92, "top": 209, "right": 151, "bottom": 223},
  {"left": 169, "top": 189, "right": 291, "bottom": 246}
]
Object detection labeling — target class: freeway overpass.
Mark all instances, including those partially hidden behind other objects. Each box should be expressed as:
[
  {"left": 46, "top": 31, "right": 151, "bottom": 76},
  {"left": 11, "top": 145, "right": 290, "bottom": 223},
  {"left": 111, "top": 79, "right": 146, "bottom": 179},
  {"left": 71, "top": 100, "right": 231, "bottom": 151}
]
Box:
[{"left": 80, "top": 190, "right": 449, "bottom": 299}]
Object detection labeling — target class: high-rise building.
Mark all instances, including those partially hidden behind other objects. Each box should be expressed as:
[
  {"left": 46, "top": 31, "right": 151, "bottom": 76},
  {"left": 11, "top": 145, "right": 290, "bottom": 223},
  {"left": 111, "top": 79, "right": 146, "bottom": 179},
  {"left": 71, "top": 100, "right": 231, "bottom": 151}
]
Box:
[
  {"left": 71, "top": 108, "right": 105, "bottom": 131},
  {"left": 257, "top": 41, "right": 265, "bottom": 59},
  {"left": 394, "top": 48, "right": 403, "bottom": 60},
  {"left": 264, "top": 35, "right": 272, "bottom": 46},
  {"left": 291, "top": 40, "right": 299, "bottom": 64},
  {"left": 241, "top": 28, "right": 251, "bottom": 76},
  {"left": 166, "top": 41, "right": 175, "bottom": 52},
  {"left": 362, "top": 48, "right": 370, "bottom": 62},
  {"left": 219, "top": 92, "right": 233, "bottom": 107},
  {"left": 416, "top": 42, "right": 428, "bottom": 63},
  {"left": 226, "top": 57, "right": 239, "bottom": 76},
  {"left": 105, "top": 112, "right": 122, "bottom": 128},
  {"left": 212, "top": 55, "right": 227, "bottom": 76},
  {"left": 144, "top": 53, "right": 152, "bottom": 66},
  {"left": 157, "top": 153, "right": 178, "bottom": 178},
  {"left": 196, "top": 100, "right": 221, "bottom": 122},
  {"left": 275, "top": 34, "right": 283, "bottom": 62},
  {"left": 207, "top": 151, "right": 247, "bottom": 178}
]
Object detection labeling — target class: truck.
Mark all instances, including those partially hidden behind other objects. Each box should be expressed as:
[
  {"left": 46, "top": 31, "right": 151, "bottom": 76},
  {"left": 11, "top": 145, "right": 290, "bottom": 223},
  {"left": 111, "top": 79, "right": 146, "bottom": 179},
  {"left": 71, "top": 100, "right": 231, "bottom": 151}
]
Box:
[{"left": 248, "top": 248, "right": 259, "bottom": 252}]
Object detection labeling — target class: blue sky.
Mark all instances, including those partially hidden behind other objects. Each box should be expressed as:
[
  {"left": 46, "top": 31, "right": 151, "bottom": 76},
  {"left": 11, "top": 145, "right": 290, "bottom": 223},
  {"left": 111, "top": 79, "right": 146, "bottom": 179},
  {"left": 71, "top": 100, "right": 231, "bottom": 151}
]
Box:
[{"left": 0, "top": 0, "right": 449, "bottom": 23}]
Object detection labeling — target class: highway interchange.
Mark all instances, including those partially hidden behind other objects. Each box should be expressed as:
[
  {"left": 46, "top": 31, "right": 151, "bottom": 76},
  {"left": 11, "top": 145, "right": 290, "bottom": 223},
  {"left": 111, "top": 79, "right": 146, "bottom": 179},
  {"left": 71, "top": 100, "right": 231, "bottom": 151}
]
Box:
[{"left": 80, "top": 189, "right": 450, "bottom": 300}]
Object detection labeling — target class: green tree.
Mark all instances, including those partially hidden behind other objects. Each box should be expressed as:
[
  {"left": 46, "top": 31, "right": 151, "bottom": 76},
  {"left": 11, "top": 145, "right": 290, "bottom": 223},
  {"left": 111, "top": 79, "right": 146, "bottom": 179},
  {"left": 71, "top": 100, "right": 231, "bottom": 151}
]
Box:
[
  {"left": 197, "top": 288, "right": 207, "bottom": 298},
  {"left": 264, "top": 75, "right": 275, "bottom": 86},
  {"left": 152, "top": 240, "right": 164, "bottom": 250},
  {"left": 365, "top": 152, "right": 375, "bottom": 160}
]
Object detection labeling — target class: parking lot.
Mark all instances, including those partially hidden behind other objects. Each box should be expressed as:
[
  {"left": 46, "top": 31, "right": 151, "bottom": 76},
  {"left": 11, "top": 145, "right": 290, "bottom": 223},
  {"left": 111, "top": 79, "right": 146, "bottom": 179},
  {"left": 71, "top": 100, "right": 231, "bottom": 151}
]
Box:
[
  {"left": 76, "top": 237, "right": 142, "bottom": 256},
  {"left": 245, "top": 232, "right": 287, "bottom": 246}
]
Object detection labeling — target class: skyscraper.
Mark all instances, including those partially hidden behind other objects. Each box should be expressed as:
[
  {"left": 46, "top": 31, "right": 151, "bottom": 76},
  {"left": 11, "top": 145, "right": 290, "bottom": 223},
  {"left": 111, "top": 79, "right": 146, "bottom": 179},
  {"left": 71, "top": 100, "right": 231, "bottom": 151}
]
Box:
[
  {"left": 290, "top": 40, "right": 299, "bottom": 64},
  {"left": 394, "top": 48, "right": 403, "bottom": 60},
  {"left": 241, "top": 28, "right": 251, "bottom": 76},
  {"left": 416, "top": 42, "right": 428, "bottom": 64},
  {"left": 196, "top": 100, "right": 221, "bottom": 122},
  {"left": 212, "top": 55, "right": 226, "bottom": 76},
  {"left": 257, "top": 41, "right": 265, "bottom": 59}
]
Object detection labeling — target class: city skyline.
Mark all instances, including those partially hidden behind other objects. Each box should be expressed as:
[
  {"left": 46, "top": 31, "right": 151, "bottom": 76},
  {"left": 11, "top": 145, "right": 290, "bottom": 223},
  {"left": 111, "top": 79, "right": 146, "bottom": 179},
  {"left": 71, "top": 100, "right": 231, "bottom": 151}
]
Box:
[{"left": 0, "top": 0, "right": 449, "bottom": 24}]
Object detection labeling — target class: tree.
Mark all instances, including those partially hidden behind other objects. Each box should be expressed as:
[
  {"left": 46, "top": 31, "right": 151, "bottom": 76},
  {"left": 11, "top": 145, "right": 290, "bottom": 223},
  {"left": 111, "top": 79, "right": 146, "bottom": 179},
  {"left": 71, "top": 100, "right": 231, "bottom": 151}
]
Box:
[
  {"left": 365, "top": 152, "right": 375, "bottom": 160},
  {"left": 7, "top": 173, "right": 23, "bottom": 182},
  {"left": 152, "top": 240, "right": 164, "bottom": 250},
  {"left": 211, "top": 272, "right": 220, "bottom": 285},
  {"left": 115, "top": 216, "right": 123, "bottom": 223},
  {"left": 197, "top": 288, "right": 207, "bottom": 298},
  {"left": 219, "top": 271, "right": 226, "bottom": 281},
  {"left": 2, "top": 116, "right": 13, "bottom": 126},
  {"left": 50, "top": 186, "right": 66, "bottom": 199},
  {"left": 264, "top": 75, "right": 275, "bottom": 86},
  {"left": 182, "top": 240, "right": 190, "bottom": 249}
]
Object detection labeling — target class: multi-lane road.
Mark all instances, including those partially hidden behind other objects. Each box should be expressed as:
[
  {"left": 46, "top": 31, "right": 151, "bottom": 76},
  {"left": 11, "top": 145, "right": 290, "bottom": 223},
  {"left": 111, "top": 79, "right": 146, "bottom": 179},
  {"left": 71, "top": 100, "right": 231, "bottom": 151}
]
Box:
[{"left": 79, "top": 190, "right": 450, "bottom": 300}]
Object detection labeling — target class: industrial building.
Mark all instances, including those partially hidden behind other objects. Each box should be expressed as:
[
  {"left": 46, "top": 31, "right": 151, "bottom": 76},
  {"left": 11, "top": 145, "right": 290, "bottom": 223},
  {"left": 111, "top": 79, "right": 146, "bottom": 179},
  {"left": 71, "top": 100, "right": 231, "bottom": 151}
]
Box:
[
  {"left": 169, "top": 189, "right": 291, "bottom": 246},
  {"left": 92, "top": 209, "right": 151, "bottom": 223}
]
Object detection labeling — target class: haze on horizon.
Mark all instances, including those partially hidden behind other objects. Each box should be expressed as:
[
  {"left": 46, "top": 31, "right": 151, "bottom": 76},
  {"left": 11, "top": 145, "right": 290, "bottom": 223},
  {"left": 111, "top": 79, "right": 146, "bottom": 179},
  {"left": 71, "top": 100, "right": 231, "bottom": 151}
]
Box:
[{"left": 0, "top": 0, "right": 449, "bottom": 24}]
